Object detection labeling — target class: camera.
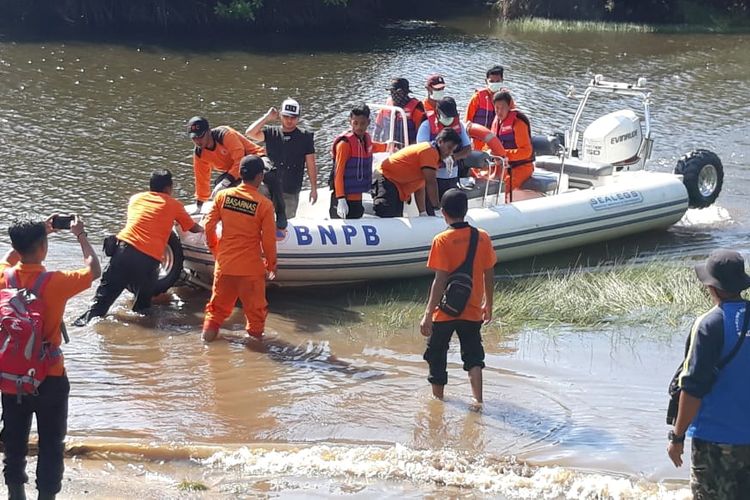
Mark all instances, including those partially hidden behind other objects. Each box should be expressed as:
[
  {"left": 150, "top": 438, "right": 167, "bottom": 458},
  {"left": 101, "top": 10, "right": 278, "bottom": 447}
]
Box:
[{"left": 51, "top": 215, "right": 74, "bottom": 230}]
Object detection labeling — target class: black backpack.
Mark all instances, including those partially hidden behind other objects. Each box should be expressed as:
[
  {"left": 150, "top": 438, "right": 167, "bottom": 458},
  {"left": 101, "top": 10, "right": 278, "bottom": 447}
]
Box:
[{"left": 438, "top": 227, "right": 478, "bottom": 317}]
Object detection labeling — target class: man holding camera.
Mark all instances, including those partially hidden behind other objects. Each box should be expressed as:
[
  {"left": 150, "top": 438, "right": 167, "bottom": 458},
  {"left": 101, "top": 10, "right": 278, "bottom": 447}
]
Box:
[
  {"left": 667, "top": 249, "right": 750, "bottom": 499},
  {"left": 0, "top": 215, "right": 100, "bottom": 499},
  {"left": 75, "top": 170, "right": 203, "bottom": 325},
  {"left": 419, "top": 189, "right": 495, "bottom": 405}
]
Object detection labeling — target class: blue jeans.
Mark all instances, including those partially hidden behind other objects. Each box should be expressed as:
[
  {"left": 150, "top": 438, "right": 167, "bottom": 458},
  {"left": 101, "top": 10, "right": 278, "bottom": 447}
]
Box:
[{"left": 1, "top": 375, "right": 69, "bottom": 494}]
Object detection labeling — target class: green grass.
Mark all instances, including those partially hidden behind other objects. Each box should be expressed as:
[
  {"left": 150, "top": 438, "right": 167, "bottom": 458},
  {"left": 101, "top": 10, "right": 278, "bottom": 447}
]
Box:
[
  {"left": 501, "top": 16, "right": 750, "bottom": 34},
  {"left": 177, "top": 479, "right": 209, "bottom": 491},
  {"left": 343, "top": 260, "right": 714, "bottom": 333}
]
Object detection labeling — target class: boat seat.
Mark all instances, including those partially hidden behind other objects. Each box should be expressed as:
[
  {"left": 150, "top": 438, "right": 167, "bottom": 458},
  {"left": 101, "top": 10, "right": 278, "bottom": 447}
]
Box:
[
  {"left": 521, "top": 168, "right": 559, "bottom": 193},
  {"left": 534, "top": 156, "right": 613, "bottom": 179}
]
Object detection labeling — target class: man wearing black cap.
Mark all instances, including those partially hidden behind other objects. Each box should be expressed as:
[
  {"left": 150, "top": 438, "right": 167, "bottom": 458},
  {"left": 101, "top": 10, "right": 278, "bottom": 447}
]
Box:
[
  {"left": 667, "top": 249, "right": 750, "bottom": 498},
  {"left": 187, "top": 116, "right": 265, "bottom": 211},
  {"left": 374, "top": 77, "right": 426, "bottom": 146},
  {"left": 416, "top": 97, "right": 473, "bottom": 199}
]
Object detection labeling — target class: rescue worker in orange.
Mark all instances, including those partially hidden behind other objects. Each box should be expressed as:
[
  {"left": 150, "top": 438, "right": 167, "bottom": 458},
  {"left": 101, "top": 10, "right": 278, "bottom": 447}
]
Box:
[
  {"left": 202, "top": 155, "right": 277, "bottom": 343},
  {"left": 188, "top": 116, "right": 265, "bottom": 211},
  {"left": 420, "top": 189, "right": 496, "bottom": 404},
  {"left": 75, "top": 169, "right": 204, "bottom": 325},
  {"left": 372, "top": 128, "right": 462, "bottom": 218},
  {"left": 1, "top": 215, "right": 101, "bottom": 499},
  {"left": 329, "top": 104, "right": 387, "bottom": 219},
  {"left": 490, "top": 91, "right": 534, "bottom": 202},
  {"left": 423, "top": 74, "right": 447, "bottom": 121},
  {"left": 374, "top": 78, "right": 426, "bottom": 147},
  {"left": 465, "top": 65, "right": 514, "bottom": 150}
]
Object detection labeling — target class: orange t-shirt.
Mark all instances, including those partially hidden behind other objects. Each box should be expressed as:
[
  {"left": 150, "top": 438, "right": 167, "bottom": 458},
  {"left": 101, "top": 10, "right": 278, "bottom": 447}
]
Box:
[
  {"left": 193, "top": 126, "right": 266, "bottom": 202},
  {"left": 427, "top": 225, "right": 497, "bottom": 322},
  {"left": 204, "top": 183, "right": 277, "bottom": 277},
  {"left": 0, "top": 261, "right": 93, "bottom": 377},
  {"left": 333, "top": 136, "right": 387, "bottom": 201},
  {"left": 378, "top": 142, "right": 440, "bottom": 201},
  {"left": 117, "top": 191, "right": 196, "bottom": 261}
]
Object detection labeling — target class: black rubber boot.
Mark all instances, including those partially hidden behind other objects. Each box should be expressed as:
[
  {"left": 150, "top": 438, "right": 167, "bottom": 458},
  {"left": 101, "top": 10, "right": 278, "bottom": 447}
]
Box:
[{"left": 6, "top": 484, "right": 26, "bottom": 500}]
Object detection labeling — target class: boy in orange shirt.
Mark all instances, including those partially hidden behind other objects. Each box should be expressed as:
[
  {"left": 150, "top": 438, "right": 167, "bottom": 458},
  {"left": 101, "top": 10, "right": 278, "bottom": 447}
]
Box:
[
  {"left": 1, "top": 215, "right": 101, "bottom": 499},
  {"left": 420, "top": 189, "right": 496, "bottom": 404}
]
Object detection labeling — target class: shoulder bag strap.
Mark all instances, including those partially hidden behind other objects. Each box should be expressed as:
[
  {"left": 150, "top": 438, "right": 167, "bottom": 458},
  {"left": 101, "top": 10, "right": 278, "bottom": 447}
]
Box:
[
  {"left": 4, "top": 268, "right": 18, "bottom": 289},
  {"left": 456, "top": 227, "right": 479, "bottom": 275},
  {"left": 30, "top": 271, "right": 52, "bottom": 297},
  {"left": 716, "top": 300, "right": 750, "bottom": 370}
]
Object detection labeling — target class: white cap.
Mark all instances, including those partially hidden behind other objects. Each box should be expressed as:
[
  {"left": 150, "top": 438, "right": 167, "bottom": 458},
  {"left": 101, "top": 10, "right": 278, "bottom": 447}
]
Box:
[{"left": 280, "top": 98, "right": 300, "bottom": 116}]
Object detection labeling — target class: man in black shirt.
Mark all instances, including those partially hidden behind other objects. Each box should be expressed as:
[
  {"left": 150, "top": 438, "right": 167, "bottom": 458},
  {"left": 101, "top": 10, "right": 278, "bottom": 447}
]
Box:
[{"left": 246, "top": 98, "right": 318, "bottom": 223}]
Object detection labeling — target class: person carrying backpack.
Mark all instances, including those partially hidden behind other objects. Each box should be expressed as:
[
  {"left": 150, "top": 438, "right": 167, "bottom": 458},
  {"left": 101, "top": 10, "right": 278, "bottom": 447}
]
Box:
[
  {"left": 419, "top": 189, "right": 496, "bottom": 406},
  {"left": 0, "top": 216, "right": 101, "bottom": 500}
]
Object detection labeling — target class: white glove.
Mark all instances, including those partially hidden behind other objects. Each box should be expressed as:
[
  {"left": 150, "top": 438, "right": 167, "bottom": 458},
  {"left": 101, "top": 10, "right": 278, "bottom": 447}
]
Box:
[
  {"left": 434, "top": 208, "right": 443, "bottom": 218},
  {"left": 210, "top": 178, "right": 233, "bottom": 199},
  {"left": 419, "top": 211, "right": 428, "bottom": 217},
  {"left": 336, "top": 198, "right": 349, "bottom": 219},
  {"left": 442, "top": 156, "right": 456, "bottom": 177}
]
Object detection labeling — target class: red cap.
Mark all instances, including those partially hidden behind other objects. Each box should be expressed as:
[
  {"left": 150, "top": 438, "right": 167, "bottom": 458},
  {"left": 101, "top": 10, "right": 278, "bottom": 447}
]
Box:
[{"left": 426, "top": 74, "right": 446, "bottom": 90}]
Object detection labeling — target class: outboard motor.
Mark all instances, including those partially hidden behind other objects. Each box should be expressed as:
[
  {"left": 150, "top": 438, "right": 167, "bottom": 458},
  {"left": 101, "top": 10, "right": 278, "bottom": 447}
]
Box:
[{"left": 581, "top": 110, "right": 642, "bottom": 165}]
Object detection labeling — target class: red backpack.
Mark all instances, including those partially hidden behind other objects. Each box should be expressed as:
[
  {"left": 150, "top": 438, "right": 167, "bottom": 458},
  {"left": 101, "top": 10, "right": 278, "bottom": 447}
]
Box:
[{"left": 0, "top": 269, "right": 59, "bottom": 401}]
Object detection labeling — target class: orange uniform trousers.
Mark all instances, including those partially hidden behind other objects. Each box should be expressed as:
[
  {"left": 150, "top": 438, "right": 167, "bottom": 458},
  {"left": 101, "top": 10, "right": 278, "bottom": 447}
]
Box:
[{"left": 203, "top": 273, "right": 267, "bottom": 337}]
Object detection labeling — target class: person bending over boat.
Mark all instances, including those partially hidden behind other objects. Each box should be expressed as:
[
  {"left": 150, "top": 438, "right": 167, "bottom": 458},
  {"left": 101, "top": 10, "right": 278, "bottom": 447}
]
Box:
[
  {"left": 490, "top": 91, "right": 534, "bottom": 202},
  {"left": 187, "top": 116, "right": 266, "bottom": 214},
  {"left": 416, "top": 97, "right": 472, "bottom": 199},
  {"left": 245, "top": 98, "right": 318, "bottom": 225},
  {"left": 374, "top": 77, "right": 426, "bottom": 147},
  {"left": 74, "top": 170, "right": 203, "bottom": 325},
  {"left": 372, "top": 128, "right": 461, "bottom": 218},
  {"left": 202, "top": 155, "right": 277, "bottom": 343},
  {"left": 329, "top": 104, "right": 387, "bottom": 219},
  {"left": 420, "top": 189, "right": 495, "bottom": 405},
  {"left": 422, "top": 73, "right": 447, "bottom": 121},
  {"left": 465, "top": 65, "right": 514, "bottom": 150}
]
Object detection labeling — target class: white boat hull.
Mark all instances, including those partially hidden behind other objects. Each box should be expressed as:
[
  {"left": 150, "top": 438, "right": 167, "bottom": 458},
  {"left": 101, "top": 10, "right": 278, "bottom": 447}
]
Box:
[{"left": 177, "top": 169, "right": 689, "bottom": 288}]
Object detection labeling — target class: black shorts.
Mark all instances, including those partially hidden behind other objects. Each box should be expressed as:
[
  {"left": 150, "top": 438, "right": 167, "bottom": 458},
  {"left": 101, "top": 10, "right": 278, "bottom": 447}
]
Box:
[
  {"left": 423, "top": 319, "right": 485, "bottom": 386},
  {"left": 371, "top": 171, "right": 403, "bottom": 218}
]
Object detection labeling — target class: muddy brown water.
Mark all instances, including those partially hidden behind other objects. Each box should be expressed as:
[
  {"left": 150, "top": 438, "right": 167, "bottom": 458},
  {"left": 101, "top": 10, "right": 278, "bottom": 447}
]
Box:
[{"left": 1, "top": 16, "right": 749, "bottom": 498}]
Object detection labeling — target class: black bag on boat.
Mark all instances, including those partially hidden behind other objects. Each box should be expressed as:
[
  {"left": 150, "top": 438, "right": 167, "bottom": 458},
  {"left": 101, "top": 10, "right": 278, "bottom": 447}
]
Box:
[
  {"left": 666, "top": 302, "right": 749, "bottom": 425},
  {"left": 102, "top": 235, "right": 118, "bottom": 257},
  {"left": 438, "top": 227, "right": 478, "bottom": 317}
]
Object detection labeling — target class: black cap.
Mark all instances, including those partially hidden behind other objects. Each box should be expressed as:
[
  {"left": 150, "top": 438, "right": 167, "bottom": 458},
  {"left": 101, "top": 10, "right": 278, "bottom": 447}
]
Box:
[
  {"left": 695, "top": 249, "right": 750, "bottom": 293},
  {"left": 388, "top": 78, "right": 411, "bottom": 93},
  {"left": 441, "top": 188, "right": 468, "bottom": 218},
  {"left": 187, "top": 116, "right": 209, "bottom": 138},
  {"left": 239, "top": 155, "right": 265, "bottom": 181},
  {"left": 437, "top": 97, "right": 458, "bottom": 118}
]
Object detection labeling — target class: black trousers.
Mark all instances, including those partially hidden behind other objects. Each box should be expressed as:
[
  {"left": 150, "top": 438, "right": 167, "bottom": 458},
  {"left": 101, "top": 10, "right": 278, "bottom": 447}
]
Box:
[
  {"left": 371, "top": 172, "right": 404, "bottom": 218},
  {"left": 79, "top": 243, "right": 159, "bottom": 323},
  {"left": 1, "top": 375, "right": 69, "bottom": 494},
  {"left": 329, "top": 196, "right": 365, "bottom": 219},
  {"left": 423, "top": 320, "right": 486, "bottom": 386},
  {"left": 262, "top": 169, "right": 288, "bottom": 229}
]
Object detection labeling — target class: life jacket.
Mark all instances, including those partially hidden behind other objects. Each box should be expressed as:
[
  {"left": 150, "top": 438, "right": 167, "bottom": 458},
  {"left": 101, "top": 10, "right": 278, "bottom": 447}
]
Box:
[
  {"left": 0, "top": 269, "right": 60, "bottom": 401},
  {"left": 378, "top": 97, "right": 422, "bottom": 146},
  {"left": 468, "top": 88, "right": 495, "bottom": 128},
  {"left": 427, "top": 113, "right": 462, "bottom": 141},
  {"left": 491, "top": 110, "right": 535, "bottom": 167},
  {"left": 329, "top": 132, "right": 373, "bottom": 195},
  {"left": 466, "top": 123, "right": 506, "bottom": 179}
]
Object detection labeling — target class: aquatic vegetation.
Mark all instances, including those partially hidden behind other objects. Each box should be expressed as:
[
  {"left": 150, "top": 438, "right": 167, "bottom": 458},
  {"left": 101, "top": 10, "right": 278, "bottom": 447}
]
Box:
[
  {"left": 177, "top": 479, "right": 209, "bottom": 491},
  {"left": 503, "top": 17, "right": 657, "bottom": 33}
]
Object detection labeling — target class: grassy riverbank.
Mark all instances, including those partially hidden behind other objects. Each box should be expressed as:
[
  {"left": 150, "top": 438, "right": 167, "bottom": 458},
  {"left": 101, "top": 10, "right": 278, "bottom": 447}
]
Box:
[
  {"left": 348, "top": 260, "right": 713, "bottom": 334},
  {"left": 500, "top": 16, "right": 750, "bottom": 33}
]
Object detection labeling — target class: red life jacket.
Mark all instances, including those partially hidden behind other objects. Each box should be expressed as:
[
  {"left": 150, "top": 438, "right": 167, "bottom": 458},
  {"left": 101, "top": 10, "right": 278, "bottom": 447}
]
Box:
[
  {"left": 0, "top": 269, "right": 60, "bottom": 400},
  {"left": 427, "top": 113, "right": 462, "bottom": 140},
  {"left": 491, "top": 110, "right": 535, "bottom": 167},
  {"left": 468, "top": 88, "right": 495, "bottom": 128},
  {"left": 329, "top": 131, "right": 374, "bottom": 195}
]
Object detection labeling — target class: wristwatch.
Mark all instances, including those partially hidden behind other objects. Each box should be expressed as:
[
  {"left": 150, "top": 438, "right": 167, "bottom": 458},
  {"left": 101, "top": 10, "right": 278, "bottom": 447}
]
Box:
[{"left": 668, "top": 430, "right": 685, "bottom": 444}]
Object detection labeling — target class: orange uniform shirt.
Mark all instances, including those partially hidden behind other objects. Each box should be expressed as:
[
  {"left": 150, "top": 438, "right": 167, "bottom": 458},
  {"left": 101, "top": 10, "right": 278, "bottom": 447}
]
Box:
[
  {"left": 193, "top": 126, "right": 265, "bottom": 202},
  {"left": 0, "top": 262, "right": 93, "bottom": 376},
  {"left": 378, "top": 142, "right": 440, "bottom": 201},
  {"left": 117, "top": 191, "right": 196, "bottom": 261},
  {"left": 423, "top": 98, "right": 437, "bottom": 117},
  {"left": 503, "top": 118, "right": 533, "bottom": 166},
  {"left": 333, "top": 138, "right": 387, "bottom": 201},
  {"left": 427, "top": 226, "right": 497, "bottom": 322},
  {"left": 204, "top": 183, "right": 277, "bottom": 278}
]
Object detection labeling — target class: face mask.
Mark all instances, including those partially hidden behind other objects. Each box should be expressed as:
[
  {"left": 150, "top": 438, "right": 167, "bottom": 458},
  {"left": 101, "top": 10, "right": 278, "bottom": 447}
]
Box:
[
  {"left": 487, "top": 81, "right": 504, "bottom": 92},
  {"left": 438, "top": 115, "right": 454, "bottom": 126},
  {"left": 430, "top": 89, "right": 445, "bottom": 101}
]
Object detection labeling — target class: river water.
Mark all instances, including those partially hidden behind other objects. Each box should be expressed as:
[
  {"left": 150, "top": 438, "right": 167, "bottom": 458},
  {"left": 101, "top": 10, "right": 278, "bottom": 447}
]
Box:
[{"left": 1, "top": 15, "right": 749, "bottom": 499}]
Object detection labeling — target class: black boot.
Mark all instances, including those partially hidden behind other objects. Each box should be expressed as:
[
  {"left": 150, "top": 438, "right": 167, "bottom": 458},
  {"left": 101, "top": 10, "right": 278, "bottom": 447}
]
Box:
[
  {"left": 36, "top": 492, "right": 55, "bottom": 500},
  {"left": 6, "top": 483, "right": 26, "bottom": 500}
]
